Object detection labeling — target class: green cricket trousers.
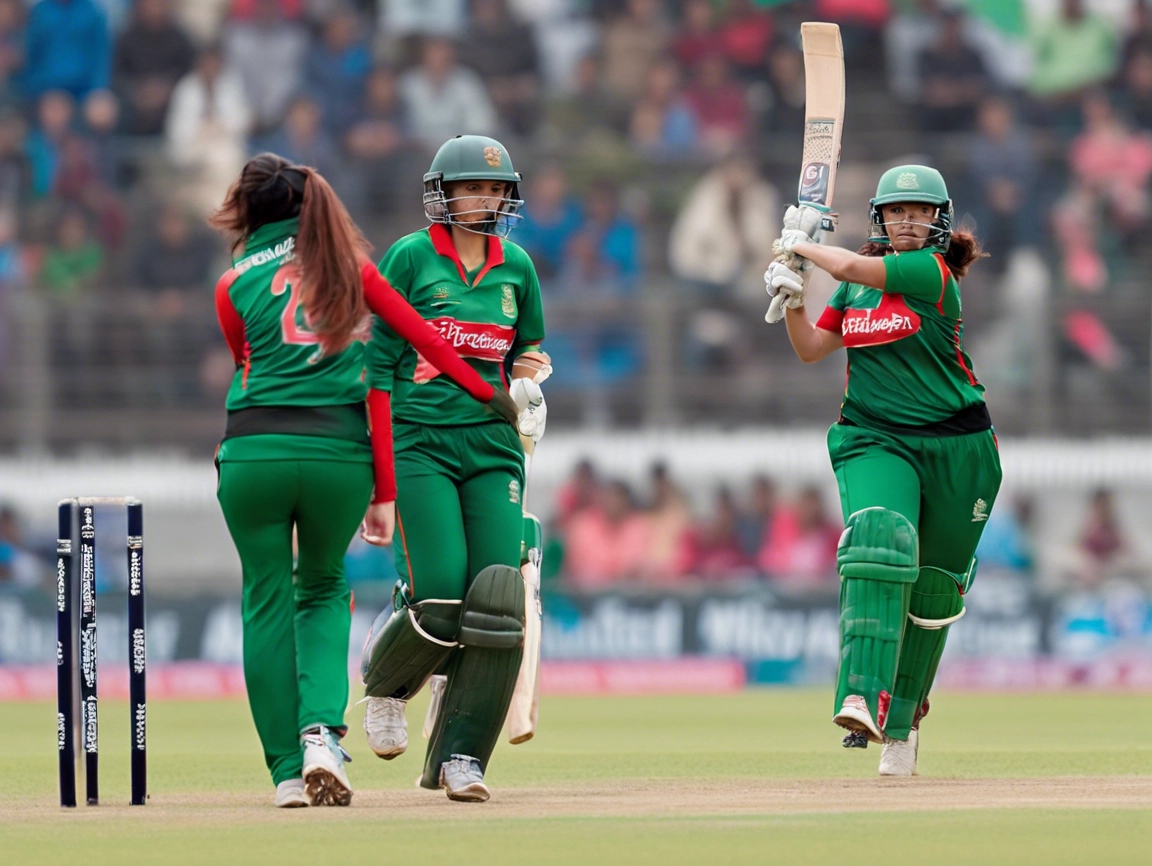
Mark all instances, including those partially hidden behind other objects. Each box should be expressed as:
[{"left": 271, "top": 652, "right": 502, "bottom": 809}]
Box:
[
  {"left": 828, "top": 422, "right": 1002, "bottom": 739},
  {"left": 217, "top": 458, "right": 373, "bottom": 784},
  {"left": 392, "top": 421, "right": 525, "bottom": 601}
]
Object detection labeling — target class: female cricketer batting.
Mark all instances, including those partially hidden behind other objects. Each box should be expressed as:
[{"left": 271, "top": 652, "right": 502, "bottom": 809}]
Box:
[
  {"left": 765, "top": 164, "right": 1002, "bottom": 775},
  {"left": 211, "top": 152, "right": 518, "bottom": 808},
  {"left": 359, "top": 134, "right": 548, "bottom": 802}
]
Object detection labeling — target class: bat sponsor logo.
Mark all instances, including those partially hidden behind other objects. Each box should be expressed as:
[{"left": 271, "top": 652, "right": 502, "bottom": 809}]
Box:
[{"left": 799, "top": 162, "right": 830, "bottom": 205}]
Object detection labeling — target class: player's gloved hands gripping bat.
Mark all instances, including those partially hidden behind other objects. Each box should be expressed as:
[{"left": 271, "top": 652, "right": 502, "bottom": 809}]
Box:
[{"left": 765, "top": 204, "right": 831, "bottom": 324}]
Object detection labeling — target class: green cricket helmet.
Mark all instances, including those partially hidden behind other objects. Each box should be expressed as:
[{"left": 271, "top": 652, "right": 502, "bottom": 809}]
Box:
[
  {"left": 868, "top": 164, "right": 953, "bottom": 248},
  {"left": 423, "top": 134, "right": 524, "bottom": 237}
]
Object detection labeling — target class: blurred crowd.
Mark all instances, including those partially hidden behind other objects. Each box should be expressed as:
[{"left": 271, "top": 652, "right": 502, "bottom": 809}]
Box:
[
  {"left": 534, "top": 460, "right": 1152, "bottom": 595},
  {"left": 0, "top": 1, "right": 1150, "bottom": 438},
  {"left": 1, "top": 477, "right": 1149, "bottom": 594}
]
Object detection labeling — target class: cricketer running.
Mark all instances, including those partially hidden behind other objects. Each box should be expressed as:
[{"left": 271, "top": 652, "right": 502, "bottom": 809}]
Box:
[
  {"left": 359, "top": 134, "right": 548, "bottom": 802},
  {"left": 766, "top": 164, "right": 1003, "bottom": 775}
]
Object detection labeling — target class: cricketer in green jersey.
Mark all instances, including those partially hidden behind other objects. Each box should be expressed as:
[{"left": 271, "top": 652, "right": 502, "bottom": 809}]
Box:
[
  {"left": 766, "top": 164, "right": 1003, "bottom": 776},
  {"left": 359, "top": 135, "right": 547, "bottom": 802},
  {"left": 210, "top": 153, "right": 515, "bottom": 809}
]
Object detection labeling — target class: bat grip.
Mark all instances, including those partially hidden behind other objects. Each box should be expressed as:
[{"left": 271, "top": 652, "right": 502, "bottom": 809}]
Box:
[{"left": 765, "top": 292, "right": 787, "bottom": 324}]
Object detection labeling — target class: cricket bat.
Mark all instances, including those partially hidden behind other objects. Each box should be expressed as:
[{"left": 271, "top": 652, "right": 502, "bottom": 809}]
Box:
[
  {"left": 506, "top": 436, "right": 543, "bottom": 744},
  {"left": 766, "top": 22, "right": 845, "bottom": 324}
]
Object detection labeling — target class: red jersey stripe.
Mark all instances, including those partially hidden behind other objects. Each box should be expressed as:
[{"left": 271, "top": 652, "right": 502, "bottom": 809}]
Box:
[
  {"left": 932, "top": 253, "right": 948, "bottom": 315},
  {"left": 816, "top": 306, "right": 845, "bottom": 333}
]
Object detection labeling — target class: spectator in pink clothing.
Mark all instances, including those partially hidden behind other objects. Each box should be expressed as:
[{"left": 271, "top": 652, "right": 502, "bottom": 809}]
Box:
[
  {"left": 1069, "top": 90, "right": 1152, "bottom": 233},
  {"left": 684, "top": 52, "right": 749, "bottom": 155},
  {"left": 563, "top": 480, "right": 651, "bottom": 589},
  {"left": 758, "top": 486, "right": 840, "bottom": 588},
  {"left": 640, "top": 461, "right": 693, "bottom": 581},
  {"left": 1055, "top": 89, "right": 1152, "bottom": 290},
  {"left": 554, "top": 458, "right": 597, "bottom": 531},
  {"left": 684, "top": 486, "right": 753, "bottom": 581}
]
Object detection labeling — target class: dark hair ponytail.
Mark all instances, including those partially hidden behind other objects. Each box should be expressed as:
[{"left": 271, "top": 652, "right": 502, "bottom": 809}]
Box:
[
  {"left": 856, "top": 226, "right": 987, "bottom": 280},
  {"left": 941, "top": 229, "right": 986, "bottom": 279},
  {"left": 209, "top": 152, "right": 371, "bottom": 355}
]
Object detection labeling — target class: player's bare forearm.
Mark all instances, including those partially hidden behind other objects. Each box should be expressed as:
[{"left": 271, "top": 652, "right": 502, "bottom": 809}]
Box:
[
  {"left": 792, "top": 242, "right": 886, "bottom": 290},
  {"left": 784, "top": 303, "right": 843, "bottom": 363}
]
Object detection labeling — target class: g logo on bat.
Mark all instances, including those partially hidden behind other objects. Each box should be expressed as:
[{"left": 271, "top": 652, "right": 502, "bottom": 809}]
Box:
[{"left": 799, "top": 162, "right": 830, "bottom": 205}]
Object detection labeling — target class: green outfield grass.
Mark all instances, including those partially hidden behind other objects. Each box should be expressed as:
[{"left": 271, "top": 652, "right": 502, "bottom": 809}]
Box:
[{"left": 2, "top": 690, "right": 1151, "bottom": 865}]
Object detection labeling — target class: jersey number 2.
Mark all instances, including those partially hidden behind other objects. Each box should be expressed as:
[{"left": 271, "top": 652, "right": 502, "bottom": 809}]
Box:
[{"left": 270, "top": 263, "right": 320, "bottom": 348}]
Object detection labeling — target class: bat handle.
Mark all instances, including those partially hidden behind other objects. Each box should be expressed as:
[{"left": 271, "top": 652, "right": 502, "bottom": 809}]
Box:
[{"left": 765, "top": 292, "right": 787, "bottom": 324}]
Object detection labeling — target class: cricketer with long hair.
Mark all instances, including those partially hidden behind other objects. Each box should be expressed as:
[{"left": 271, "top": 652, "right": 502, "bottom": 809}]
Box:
[
  {"left": 765, "top": 165, "right": 1003, "bottom": 775},
  {"left": 210, "top": 153, "right": 518, "bottom": 808}
]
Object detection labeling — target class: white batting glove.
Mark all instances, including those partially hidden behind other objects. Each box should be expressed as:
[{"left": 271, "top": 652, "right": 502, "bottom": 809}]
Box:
[
  {"left": 783, "top": 204, "right": 827, "bottom": 239},
  {"left": 764, "top": 260, "right": 807, "bottom": 310},
  {"left": 510, "top": 377, "right": 547, "bottom": 444}
]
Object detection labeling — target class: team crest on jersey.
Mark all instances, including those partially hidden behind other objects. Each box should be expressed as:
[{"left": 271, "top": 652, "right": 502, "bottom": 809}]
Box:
[
  {"left": 841, "top": 292, "right": 922, "bottom": 347},
  {"left": 432, "top": 286, "right": 451, "bottom": 299},
  {"left": 971, "top": 499, "right": 988, "bottom": 522},
  {"left": 501, "top": 284, "right": 516, "bottom": 318},
  {"left": 509, "top": 480, "right": 521, "bottom": 505},
  {"left": 484, "top": 147, "right": 503, "bottom": 167}
]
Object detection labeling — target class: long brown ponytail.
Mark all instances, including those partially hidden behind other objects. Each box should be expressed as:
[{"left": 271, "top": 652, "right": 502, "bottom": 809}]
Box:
[
  {"left": 856, "top": 226, "right": 987, "bottom": 280},
  {"left": 209, "top": 152, "right": 371, "bottom": 355}
]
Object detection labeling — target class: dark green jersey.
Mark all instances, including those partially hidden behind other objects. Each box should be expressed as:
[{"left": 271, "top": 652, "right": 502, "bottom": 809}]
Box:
[
  {"left": 816, "top": 247, "right": 985, "bottom": 429},
  {"left": 367, "top": 224, "right": 545, "bottom": 426},
  {"left": 214, "top": 218, "right": 371, "bottom": 463},
  {"left": 218, "top": 218, "right": 369, "bottom": 411}
]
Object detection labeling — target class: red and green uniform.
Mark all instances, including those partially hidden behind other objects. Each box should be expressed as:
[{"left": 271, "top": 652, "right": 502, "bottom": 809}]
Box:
[
  {"left": 366, "top": 223, "right": 544, "bottom": 785},
  {"left": 213, "top": 218, "right": 499, "bottom": 785},
  {"left": 816, "top": 246, "right": 1002, "bottom": 739}
]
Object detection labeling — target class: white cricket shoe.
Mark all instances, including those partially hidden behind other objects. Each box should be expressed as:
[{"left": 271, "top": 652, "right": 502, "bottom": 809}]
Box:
[
  {"left": 301, "top": 726, "right": 353, "bottom": 806},
  {"left": 363, "top": 696, "right": 408, "bottom": 759},
  {"left": 439, "top": 754, "right": 490, "bottom": 802},
  {"left": 879, "top": 729, "right": 919, "bottom": 776},
  {"left": 274, "top": 778, "right": 309, "bottom": 808},
  {"left": 833, "top": 695, "right": 883, "bottom": 744}
]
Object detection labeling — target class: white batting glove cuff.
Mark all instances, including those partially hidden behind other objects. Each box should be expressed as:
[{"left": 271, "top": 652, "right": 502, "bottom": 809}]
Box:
[
  {"left": 510, "top": 377, "right": 547, "bottom": 444},
  {"left": 783, "top": 204, "right": 827, "bottom": 238}
]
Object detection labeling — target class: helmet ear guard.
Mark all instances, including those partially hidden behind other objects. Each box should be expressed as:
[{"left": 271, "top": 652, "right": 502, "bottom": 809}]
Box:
[{"left": 423, "top": 171, "right": 450, "bottom": 223}]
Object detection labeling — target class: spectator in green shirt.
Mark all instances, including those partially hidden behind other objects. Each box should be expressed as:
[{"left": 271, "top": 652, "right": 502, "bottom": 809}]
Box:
[
  {"left": 1029, "top": 0, "right": 1118, "bottom": 100},
  {"left": 40, "top": 207, "right": 103, "bottom": 297}
]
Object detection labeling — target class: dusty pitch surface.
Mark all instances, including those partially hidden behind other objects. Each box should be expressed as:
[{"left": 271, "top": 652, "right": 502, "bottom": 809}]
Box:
[{"left": 6, "top": 776, "right": 1152, "bottom": 824}]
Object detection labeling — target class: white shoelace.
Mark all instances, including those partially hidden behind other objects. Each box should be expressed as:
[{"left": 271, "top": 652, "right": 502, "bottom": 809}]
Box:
[{"left": 366, "top": 699, "right": 405, "bottom": 730}]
